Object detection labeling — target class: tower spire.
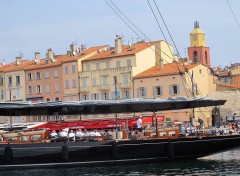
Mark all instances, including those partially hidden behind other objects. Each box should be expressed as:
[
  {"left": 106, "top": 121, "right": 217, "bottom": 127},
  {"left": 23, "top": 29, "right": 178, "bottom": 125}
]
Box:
[{"left": 194, "top": 21, "right": 199, "bottom": 29}]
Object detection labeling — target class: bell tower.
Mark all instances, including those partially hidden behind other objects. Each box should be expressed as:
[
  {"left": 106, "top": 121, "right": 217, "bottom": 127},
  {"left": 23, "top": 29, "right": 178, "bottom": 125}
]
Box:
[{"left": 188, "top": 21, "right": 211, "bottom": 67}]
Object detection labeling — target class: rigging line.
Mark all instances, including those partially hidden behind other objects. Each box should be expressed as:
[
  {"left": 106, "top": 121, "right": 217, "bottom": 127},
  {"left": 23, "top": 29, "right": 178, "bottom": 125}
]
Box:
[
  {"left": 104, "top": 0, "right": 140, "bottom": 40},
  {"left": 105, "top": 0, "right": 181, "bottom": 72},
  {"left": 107, "top": 0, "right": 180, "bottom": 70},
  {"left": 108, "top": 1, "right": 193, "bottom": 96},
  {"left": 226, "top": 0, "right": 240, "bottom": 30},
  {"left": 152, "top": 1, "right": 209, "bottom": 113},
  {"left": 108, "top": 0, "right": 149, "bottom": 43},
  {"left": 107, "top": 0, "right": 195, "bottom": 99},
  {"left": 147, "top": 0, "right": 190, "bottom": 96},
  {"left": 153, "top": 0, "right": 186, "bottom": 67},
  {"left": 152, "top": 0, "right": 198, "bottom": 96}
]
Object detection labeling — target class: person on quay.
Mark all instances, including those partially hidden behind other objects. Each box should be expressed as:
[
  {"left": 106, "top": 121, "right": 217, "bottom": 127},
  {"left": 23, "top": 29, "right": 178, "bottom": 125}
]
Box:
[{"left": 137, "top": 116, "right": 143, "bottom": 139}]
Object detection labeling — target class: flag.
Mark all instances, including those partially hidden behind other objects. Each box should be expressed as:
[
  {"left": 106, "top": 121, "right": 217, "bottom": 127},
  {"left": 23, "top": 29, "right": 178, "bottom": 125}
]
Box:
[{"left": 191, "top": 70, "right": 196, "bottom": 95}]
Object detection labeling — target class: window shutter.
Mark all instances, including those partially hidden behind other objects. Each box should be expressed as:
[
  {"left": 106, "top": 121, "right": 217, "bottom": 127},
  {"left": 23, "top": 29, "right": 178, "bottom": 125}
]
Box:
[
  {"left": 137, "top": 88, "right": 140, "bottom": 98},
  {"left": 122, "top": 91, "right": 125, "bottom": 99},
  {"left": 160, "top": 86, "right": 163, "bottom": 95},
  {"left": 144, "top": 87, "right": 147, "bottom": 97},
  {"left": 96, "top": 93, "right": 99, "bottom": 100},
  {"left": 177, "top": 84, "right": 180, "bottom": 94},
  {"left": 127, "top": 91, "right": 131, "bottom": 99},
  {"left": 106, "top": 93, "right": 109, "bottom": 100},
  {"left": 91, "top": 94, "right": 94, "bottom": 100},
  {"left": 112, "top": 91, "right": 115, "bottom": 100},
  {"left": 153, "top": 86, "right": 156, "bottom": 97},
  {"left": 86, "top": 94, "right": 89, "bottom": 100},
  {"left": 169, "top": 85, "right": 173, "bottom": 95}
]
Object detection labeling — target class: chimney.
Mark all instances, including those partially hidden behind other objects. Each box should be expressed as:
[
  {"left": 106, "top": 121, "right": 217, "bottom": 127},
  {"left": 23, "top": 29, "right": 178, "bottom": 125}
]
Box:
[
  {"left": 35, "top": 52, "right": 40, "bottom": 64},
  {"left": 70, "top": 42, "right": 78, "bottom": 55},
  {"left": 115, "top": 35, "right": 122, "bottom": 54},
  {"left": 67, "top": 51, "right": 72, "bottom": 58},
  {"left": 16, "top": 56, "right": 22, "bottom": 65},
  {"left": 47, "top": 48, "right": 53, "bottom": 60},
  {"left": 160, "top": 58, "right": 164, "bottom": 70},
  {"left": 81, "top": 44, "right": 86, "bottom": 52}
]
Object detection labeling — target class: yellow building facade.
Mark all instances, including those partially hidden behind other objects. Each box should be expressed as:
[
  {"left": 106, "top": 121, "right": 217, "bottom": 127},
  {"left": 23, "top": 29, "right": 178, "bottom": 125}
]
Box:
[{"left": 79, "top": 36, "right": 176, "bottom": 101}]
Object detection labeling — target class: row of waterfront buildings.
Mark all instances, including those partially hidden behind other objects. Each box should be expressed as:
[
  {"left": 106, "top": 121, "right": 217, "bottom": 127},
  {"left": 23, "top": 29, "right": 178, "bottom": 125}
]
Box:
[{"left": 0, "top": 21, "right": 239, "bottom": 125}]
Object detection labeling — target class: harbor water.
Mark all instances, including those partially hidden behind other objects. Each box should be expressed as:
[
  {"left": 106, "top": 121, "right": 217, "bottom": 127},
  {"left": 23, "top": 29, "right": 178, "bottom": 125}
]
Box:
[{"left": 1, "top": 147, "right": 240, "bottom": 176}]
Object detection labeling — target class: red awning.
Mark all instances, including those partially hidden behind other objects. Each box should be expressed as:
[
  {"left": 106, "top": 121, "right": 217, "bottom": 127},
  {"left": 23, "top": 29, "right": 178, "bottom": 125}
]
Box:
[{"left": 28, "top": 116, "right": 164, "bottom": 131}]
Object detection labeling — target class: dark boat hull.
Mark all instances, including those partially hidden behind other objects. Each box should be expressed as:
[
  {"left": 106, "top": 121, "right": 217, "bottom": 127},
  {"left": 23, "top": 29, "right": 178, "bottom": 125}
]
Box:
[{"left": 1, "top": 135, "right": 240, "bottom": 169}]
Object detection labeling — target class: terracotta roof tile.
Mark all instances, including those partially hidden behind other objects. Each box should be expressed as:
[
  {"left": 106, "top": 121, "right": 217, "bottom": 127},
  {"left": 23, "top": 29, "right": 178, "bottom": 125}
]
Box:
[
  {"left": 61, "top": 45, "right": 108, "bottom": 63},
  {"left": 134, "top": 62, "right": 199, "bottom": 79},
  {"left": 82, "top": 41, "right": 160, "bottom": 62},
  {"left": 2, "top": 60, "right": 34, "bottom": 72}
]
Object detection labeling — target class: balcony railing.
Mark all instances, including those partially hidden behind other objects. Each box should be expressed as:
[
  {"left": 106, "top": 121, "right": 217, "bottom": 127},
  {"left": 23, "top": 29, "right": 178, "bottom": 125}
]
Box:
[
  {"left": 80, "top": 86, "right": 90, "bottom": 93},
  {"left": 119, "top": 82, "right": 132, "bottom": 89},
  {"left": 97, "top": 84, "right": 110, "bottom": 91}
]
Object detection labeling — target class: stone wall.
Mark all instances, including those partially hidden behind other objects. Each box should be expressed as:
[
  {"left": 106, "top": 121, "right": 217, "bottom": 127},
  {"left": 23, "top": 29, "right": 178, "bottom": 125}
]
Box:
[{"left": 208, "top": 91, "right": 240, "bottom": 119}]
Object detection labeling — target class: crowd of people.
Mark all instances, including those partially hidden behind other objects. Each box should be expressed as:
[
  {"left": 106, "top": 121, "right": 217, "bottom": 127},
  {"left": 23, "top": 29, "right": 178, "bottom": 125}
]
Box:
[{"left": 49, "top": 128, "right": 109, "bottom": 142}]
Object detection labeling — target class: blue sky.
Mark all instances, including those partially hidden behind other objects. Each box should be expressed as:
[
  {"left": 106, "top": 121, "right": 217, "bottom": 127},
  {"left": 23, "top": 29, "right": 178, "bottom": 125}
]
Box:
[{"left": 0, "top": 0, "right": 239, "bottom": 67}]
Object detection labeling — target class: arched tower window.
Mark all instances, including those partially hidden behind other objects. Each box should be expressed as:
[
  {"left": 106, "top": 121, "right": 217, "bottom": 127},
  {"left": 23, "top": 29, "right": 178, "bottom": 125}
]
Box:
[
  {"left": 205, "top": 51, "right": 208, "bottom": 64},
  {"left": 193, "top": 51, "right": 198, "bottom": 63}
]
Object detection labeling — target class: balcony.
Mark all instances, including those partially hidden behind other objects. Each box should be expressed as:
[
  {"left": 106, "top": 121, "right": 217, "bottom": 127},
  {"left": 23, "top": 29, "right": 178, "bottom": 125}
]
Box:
[
  {"left": 97, "top": 84, "right": 110, "bottom": 91},
  {"left": 80, "top": 86, "right": 90, "bottom": 93},
  {"left": 119, "top": 82, "right": 132, "bottom": 89}
]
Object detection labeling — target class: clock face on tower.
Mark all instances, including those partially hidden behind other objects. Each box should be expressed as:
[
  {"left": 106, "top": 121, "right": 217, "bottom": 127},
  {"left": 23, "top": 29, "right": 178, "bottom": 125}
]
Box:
[{"left": 193, "top": 35, "right": 197, "bottom": 40}]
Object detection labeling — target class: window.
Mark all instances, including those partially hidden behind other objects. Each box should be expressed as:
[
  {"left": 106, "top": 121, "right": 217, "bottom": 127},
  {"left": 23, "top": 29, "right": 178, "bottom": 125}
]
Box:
[
  {"left": 8, "top": 77, "right": 12, "bottom": 87},
  {"left": 127, "top": 59, "right": 131, "bottom": 66},
  {"left": 205, "top": 51, "right": 208, "bottom": 64},
  {"left": 72, "top": 64, "right": 76, "bottom": 73},
  {"left": 122, "top": 91, "right": 131, "bottom": 99},
  {"left": 91, "top": 93, "right": 99, "bottom": 100},
  {"left": 55, "top": 84, "right": 59, "bottom": 93},
  {"left": 92, "top": 78, "right": 96, "bottom": 86},
  {"left": 153, "top": 86, "right": 163, "bottom": 96},
  {"left": 199, "top": 69, "right": 202, "bottom": 74},
  {"left": 47, "top": 116, "right": 51, "bottom": 121},
  {"left": 81, "top": 94, "right": 89, "bottom": 101},
  {"left": 55, "top": 97, "right": 60, "bottom": 101},
  {"left": 116, "top": 61, "right": 120, "bottom": 68},
  {"left": 54, "top": 70, "right": 58, "bottom": 78},
  {"left": 36, "top": 72, "right": 41, "bottom": 80},
  {"left": 65, "top": 66, "right": 69, "bottom": 74},
  {"left": 96, "top": 63, "right": 100, "bottom": 70},
  {"left": 65, "top": 80, "right": 69, "bottom": 89},
  {"left": 46, "top": 84, "right": 50, "bottom": 93},
  {"left": 46, "top": 98, "right": 50, "bottom": 102},
  {"left": 72, "top": 79, "right": 76, "bottom": 88},
  {"left": 86, "top": 63, "right": 90, "bottom": 71},
  {"left": 102, "top": 76, "right": 107, "bottom": 85},
  {"left": 106, "top": 62, "right": 110, "bottom": 69},
  {"left": 193, "top": 51, "right": 198, "bottom": 63},
  {"left": 16, "top": 76, "right": 20, "bottom": 86},
  {"left": 82, "top": 79, "right": 87, "bottom": 87},
  {"left": 169, "top": 84, "right": 179, "bottom": 95},
  {"left": 123, "top": 74, "right": 129, "bottom": 83},
  {"left": 45, "top": 71, "right": 50, "bottom": 79},
  {"left": 28, "top": 73, "right": 33, "bottom": 80},
  {"left": 0, "top": 90, "right": 4, "bottom": 99},
  {"left": 137, "top": 87, "right": 147, "bottom": 97},
  {"left": 16, "top": 89, "right": 20, "bottom": 99},
  {"left": 0, "top": 76, "right": 3, "bottom": 86},
  {"left": 101, "top": 92, "right": 109, "bottom": 100},
  {"left": 36, "top": 85, "right": 42, "bottom": 93},
  {"left": 28, "top": 86, "right": 33, "bottom": 94}
]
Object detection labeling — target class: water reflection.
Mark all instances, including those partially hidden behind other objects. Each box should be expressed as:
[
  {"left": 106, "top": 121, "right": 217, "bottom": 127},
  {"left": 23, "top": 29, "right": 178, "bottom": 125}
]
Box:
[{"left": 3, "top": 147, "right": 240, "bottom": 176}]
